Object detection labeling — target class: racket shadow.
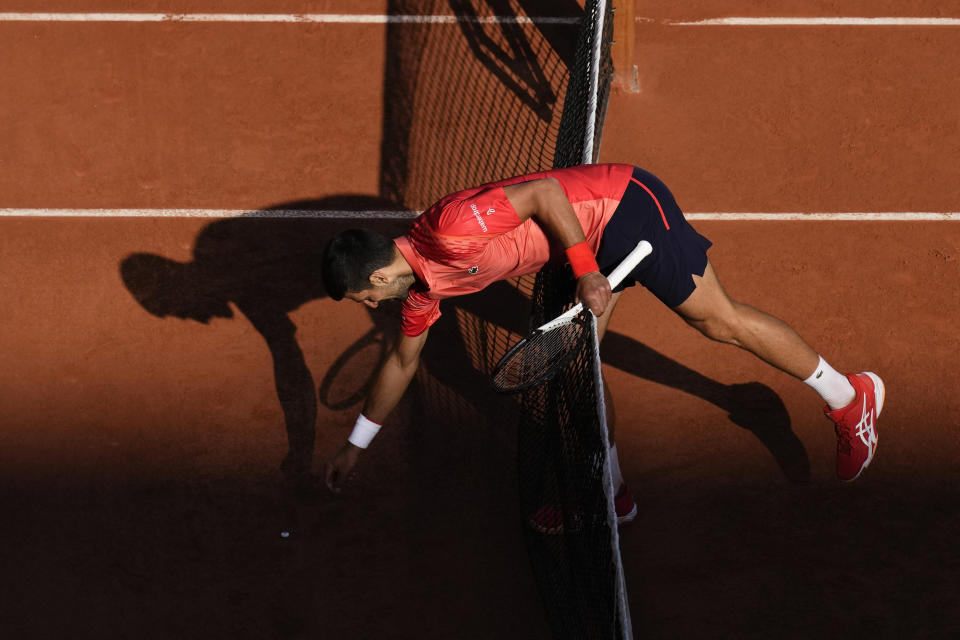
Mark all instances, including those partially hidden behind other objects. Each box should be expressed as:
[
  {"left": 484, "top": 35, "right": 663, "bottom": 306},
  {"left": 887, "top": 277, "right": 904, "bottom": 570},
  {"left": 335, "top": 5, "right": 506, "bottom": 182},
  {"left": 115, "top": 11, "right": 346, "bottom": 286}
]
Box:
[
  {"left": 601, "top": 331, "right": 811, "bottom": 482},
  {"left": 317, "top": 326, "right": 392, "bottom": 411}
]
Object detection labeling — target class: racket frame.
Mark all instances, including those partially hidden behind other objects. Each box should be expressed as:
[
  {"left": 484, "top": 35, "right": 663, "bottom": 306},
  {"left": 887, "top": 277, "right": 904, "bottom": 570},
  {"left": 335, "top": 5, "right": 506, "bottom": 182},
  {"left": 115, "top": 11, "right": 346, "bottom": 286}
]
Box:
[{"left": 492, "top": 240, "right": 652, "bottom": 392}]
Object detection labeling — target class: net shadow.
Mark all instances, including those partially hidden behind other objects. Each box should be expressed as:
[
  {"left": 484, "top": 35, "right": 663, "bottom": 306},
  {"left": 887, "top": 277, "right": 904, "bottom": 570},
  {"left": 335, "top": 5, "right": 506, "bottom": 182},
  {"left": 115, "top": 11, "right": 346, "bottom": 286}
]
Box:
[{"left": 380, "top": 0, "right": 580, "bottom": 210}]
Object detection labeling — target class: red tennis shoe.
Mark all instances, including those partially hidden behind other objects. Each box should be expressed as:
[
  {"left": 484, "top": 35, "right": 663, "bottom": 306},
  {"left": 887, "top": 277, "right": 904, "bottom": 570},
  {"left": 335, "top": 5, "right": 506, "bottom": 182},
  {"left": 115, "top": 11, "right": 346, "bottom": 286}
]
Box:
[
  {"left": 824, "top": 372, "right": 884, "bottom": 482},
  {"left": 527, "top": 505, "right": 578, "bottom": 535},
  {"left": 614, "top": 483, "right": 638, "bottom": 525},
  {"left": 527, "top": 483, "right": 638, "bottom": 534}
]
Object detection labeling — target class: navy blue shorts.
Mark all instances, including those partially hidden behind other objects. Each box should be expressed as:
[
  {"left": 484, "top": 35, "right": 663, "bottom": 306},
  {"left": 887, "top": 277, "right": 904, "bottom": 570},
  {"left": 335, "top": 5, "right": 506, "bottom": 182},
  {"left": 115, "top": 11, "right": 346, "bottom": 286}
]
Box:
[{"left": 595, "top": 167, "right": 712, "bottom": 308}]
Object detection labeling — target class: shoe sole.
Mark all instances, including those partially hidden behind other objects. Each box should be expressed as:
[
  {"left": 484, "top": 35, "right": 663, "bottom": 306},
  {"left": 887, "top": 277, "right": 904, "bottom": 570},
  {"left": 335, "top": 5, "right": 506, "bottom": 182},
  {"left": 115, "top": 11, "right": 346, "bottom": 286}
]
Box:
[
  {"left": 529, "top": 505, "right": 637, "bottom": 533},
  {"left": 617, "top": 503, "right": 638, "bottom": 525},
  {"left": 844, "top": 371, "right": 884, "bottom": 482}
]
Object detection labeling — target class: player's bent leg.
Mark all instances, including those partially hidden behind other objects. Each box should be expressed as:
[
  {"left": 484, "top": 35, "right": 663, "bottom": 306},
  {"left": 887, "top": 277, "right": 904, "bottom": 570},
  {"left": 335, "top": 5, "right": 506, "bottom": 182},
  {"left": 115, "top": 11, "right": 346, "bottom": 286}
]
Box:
[
  {"left": 671, "top": 260, "right": 820, "bottom": 380},
  {"left": 672, "top": 260, "right": 883, "bottom": 481},
  {"left": 595, "top": 289, "right": 623, "bottom": 342}
]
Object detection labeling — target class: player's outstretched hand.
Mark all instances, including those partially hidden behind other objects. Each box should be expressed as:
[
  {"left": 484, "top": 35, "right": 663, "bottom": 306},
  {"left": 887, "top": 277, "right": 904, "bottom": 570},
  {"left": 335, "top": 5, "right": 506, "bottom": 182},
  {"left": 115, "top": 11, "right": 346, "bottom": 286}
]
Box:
[
  {"left": 576, "top": 271, "right": 612, "bottom": 317},
  {"left": 324, "top": 442, "right": 363, "bottom": 493}
]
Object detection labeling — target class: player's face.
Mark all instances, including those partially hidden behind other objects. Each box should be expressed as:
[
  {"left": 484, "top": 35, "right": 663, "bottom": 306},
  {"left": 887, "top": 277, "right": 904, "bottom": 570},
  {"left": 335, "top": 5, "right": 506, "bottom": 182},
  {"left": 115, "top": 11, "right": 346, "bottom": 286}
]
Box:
[{"left": 346, "top": 275, "right": 413, "bottom": 308}]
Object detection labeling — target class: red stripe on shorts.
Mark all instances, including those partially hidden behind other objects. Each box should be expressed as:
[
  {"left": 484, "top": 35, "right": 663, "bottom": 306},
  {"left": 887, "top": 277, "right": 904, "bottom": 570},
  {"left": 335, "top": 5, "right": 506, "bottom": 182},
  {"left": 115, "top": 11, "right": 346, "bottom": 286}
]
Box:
[{"left": 630, "top": 177, "right": 670, "bottom": 230}]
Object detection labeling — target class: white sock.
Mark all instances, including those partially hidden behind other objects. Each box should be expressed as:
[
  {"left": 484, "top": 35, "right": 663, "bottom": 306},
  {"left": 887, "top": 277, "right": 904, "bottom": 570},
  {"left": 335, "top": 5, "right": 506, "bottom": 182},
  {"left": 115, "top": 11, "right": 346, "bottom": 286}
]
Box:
[
  {"left": 608, "top": 443, "right": 624, "bottom": 490},
  {"left": 804, "top": 356, "right": 856, "bottom": 410}
]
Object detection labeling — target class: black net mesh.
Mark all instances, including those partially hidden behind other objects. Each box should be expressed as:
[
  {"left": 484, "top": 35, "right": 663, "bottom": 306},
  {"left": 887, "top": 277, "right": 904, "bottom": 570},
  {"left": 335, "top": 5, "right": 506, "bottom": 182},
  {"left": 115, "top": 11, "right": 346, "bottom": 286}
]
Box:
[
  {"left": 518, "top": 312, "right": 623, "bottom": 639},
  {"left": 378, "top": 1, "right": 625, "bottom": 637},
  {"left": 551, "top": 0, "right": 615, "bottom": 170}
]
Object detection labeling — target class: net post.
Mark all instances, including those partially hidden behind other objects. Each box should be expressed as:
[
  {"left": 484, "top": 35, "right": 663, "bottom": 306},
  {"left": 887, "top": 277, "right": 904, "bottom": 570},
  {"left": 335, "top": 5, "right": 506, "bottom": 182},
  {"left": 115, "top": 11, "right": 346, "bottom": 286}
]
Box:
[{"left": 611, "top": 0, "right": 639, "bottom": 93}]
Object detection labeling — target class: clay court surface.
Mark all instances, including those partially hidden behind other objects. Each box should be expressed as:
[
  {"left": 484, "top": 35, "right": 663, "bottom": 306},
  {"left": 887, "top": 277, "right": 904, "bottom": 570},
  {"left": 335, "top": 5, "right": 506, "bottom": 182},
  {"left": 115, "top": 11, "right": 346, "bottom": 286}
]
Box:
[{"left": 2, "top": 2, "right": 959, "bottom": 638}]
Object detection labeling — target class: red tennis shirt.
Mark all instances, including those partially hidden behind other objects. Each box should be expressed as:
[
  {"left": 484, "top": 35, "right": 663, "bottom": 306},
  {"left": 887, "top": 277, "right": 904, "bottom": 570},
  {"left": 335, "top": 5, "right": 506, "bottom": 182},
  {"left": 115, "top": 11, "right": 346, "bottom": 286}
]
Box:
[{"left": 393, "top": 163, "right": 634, "bottom": 336}]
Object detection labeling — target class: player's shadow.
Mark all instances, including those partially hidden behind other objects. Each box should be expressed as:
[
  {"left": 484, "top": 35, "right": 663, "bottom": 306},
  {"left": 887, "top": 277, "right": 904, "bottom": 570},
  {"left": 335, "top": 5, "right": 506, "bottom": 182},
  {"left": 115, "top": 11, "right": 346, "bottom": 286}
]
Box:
[
  {"left": 601, "top": 333, "right": 811, "bottom": 482},
  {"left": 118, "top": 196, "right": 409, "bottom": 492}
]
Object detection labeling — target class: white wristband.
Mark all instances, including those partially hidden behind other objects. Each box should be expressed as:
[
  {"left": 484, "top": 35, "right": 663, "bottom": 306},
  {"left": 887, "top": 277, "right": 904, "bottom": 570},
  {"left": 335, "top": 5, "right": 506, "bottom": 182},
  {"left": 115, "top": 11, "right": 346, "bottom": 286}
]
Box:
[{"left": 348, "top": 414, "right": 382, "bottom": 449}]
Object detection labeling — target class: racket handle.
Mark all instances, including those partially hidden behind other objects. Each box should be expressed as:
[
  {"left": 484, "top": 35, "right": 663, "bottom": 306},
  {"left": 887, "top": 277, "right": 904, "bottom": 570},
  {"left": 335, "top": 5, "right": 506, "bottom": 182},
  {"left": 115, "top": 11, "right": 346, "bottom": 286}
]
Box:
[
  {"left": 606, "top": 240, "right": 652, "bottom": 289},
  {"left": 536, "top": 241, "right": 653, "bottom": 331}
]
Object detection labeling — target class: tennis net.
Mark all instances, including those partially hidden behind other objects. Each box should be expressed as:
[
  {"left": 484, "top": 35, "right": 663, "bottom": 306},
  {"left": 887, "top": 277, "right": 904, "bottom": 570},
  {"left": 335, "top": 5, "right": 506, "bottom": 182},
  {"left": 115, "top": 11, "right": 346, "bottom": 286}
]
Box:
[
  {"left": 377, "top": 1, "right": 629, "bottom": 637},
  {"left": 517, "top": 2, "right": 632, "bottom": 638}
]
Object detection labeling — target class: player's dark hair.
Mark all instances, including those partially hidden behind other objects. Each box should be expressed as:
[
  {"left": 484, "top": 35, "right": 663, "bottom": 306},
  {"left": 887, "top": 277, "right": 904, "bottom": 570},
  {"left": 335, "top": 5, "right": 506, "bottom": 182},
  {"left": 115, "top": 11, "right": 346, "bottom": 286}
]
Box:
[{"left": 322, "top": 229, "right": 396, "bottom": 300}]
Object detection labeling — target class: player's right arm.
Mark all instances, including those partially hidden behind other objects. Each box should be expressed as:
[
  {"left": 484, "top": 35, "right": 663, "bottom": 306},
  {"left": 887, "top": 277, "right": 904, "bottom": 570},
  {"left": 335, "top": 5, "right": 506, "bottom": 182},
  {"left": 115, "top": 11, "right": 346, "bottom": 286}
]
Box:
[
  {"left": 503, "top": 178, "right": 611, "bottom": 316},
  {"left": 324, "top": 327, "right": 430, "bottom": 492}
]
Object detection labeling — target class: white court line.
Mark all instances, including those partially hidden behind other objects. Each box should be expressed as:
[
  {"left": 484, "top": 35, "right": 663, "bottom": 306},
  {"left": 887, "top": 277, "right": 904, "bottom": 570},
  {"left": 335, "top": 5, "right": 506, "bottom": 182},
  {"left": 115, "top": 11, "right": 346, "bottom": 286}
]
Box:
[
  {"left": 0, "top": 209, "right": 421, "bottom": 218},
  {"left": 1, "top": 209, "right": 957, "bottom": 220},
  {"left": 1, "top": 13, "right": 955, "bottom": 27},
  {"left": 685, "top": 212, "right": 960, "bottom": 221},
  {"left": 0, "top": 13, "right": 579, "bottom": 25},
  {"left": 666, "top": 17, "right": 960, "bottom": 26}
]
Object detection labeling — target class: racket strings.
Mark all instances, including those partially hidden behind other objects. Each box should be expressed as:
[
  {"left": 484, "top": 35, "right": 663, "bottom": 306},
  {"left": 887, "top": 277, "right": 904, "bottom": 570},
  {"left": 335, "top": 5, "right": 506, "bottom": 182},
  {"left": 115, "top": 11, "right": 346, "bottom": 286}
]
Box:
[{"left": 492, "top": 314, "right": 588, "bottom": 392}]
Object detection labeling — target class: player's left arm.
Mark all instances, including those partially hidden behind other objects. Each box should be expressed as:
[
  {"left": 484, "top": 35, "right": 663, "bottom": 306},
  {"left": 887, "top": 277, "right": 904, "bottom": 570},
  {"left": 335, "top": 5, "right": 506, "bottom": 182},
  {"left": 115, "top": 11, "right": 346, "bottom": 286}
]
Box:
[{"left": 502, "top": 178, "right": 611, "bottom": 315}]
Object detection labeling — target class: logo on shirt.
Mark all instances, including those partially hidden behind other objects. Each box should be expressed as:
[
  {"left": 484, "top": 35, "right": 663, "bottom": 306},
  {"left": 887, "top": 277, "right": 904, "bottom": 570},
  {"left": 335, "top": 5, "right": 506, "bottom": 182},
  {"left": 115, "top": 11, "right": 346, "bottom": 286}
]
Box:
[
  {"left": 468, "top": 266, "right": 479, "bottom": 274},
  {"left": 470, "top": 203, "right": 495, "bottom": 233}
]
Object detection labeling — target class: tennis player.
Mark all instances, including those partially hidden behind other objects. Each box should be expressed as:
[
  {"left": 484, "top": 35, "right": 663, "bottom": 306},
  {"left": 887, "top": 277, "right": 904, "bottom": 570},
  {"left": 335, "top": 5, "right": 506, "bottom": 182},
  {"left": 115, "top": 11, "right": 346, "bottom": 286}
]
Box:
[{"left": 321, "top": 164, "right": 884, "bottom": 509}]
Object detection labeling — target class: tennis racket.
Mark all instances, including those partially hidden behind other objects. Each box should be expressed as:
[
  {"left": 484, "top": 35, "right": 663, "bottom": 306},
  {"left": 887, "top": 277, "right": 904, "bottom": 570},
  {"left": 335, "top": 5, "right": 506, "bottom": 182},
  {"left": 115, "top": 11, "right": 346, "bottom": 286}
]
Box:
[{"left": 492, "top": 240, "right": 653, "bottom": 393}]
